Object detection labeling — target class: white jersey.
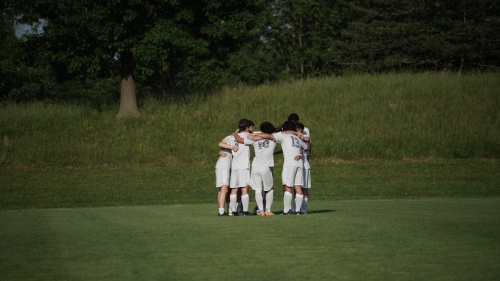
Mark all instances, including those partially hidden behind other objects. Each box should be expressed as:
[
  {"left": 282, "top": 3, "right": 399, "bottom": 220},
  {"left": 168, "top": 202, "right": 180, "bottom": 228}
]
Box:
[
  {"left": 303, "top": 127, "right": 310, "bottom": 140},
  {"left": 215, "top": 135, "right": 235, "bottom": 170},
  {"left": 302, "top": 131, "right": 311, "bottom": 169},
  {"left": 273, "top": 132, "right": 307, "bottom": 167},
  {"left": 244, "top": 137, "right": 277, "bottom": 167},
  {"left": 231, "top": 132, "right": 251, "bottom": 170}
]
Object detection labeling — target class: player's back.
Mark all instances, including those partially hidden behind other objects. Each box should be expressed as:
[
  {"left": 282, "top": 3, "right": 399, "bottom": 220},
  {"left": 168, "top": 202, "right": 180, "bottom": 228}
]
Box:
[
  {"left": 274, "top": 132, "right": 306, "bottom": 167},
  {"left": 251, "top": 139, "right": 276, "bottom": 167},
  {"left": 231, "top": 132, "right": 250, "bottom": 170}
]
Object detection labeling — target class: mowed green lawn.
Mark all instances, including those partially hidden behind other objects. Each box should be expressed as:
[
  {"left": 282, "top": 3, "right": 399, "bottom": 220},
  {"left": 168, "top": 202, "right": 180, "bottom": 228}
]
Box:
[{"left": 1, "top": 199, "right": 499, "bottom": 281}]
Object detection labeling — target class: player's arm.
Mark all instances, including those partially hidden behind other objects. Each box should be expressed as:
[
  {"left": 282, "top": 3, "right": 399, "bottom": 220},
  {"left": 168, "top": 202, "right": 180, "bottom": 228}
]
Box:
[
  {"left": 232, "top": 132, "right": 245, "bottom": 144},
  {"left": 219, "top": 139, "right": 238, "bottom": 152},
  {"left": 219, "top": 149, "right": 228, "bottom": 157},
  {"left": 294, "top": 150, "right": 302, "bottom": 161},
  {"left": 299, "top": 138, "right": 309, "bottom": 152},
  {"left": 248, "top": 132, "right": 275, "bottom": 141}
]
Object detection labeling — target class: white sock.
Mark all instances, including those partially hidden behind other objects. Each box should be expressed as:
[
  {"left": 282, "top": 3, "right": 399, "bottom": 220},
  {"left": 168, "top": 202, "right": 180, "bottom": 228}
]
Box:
[
  {"left": 255, "top": 191, "right": 264, "bottom": 211},
  {"left": 301, "top": 197, "right": 308, "bottom": 213},
  {"left": 265, "top": 190, "right": 274, "bottom": 212},
  {"left": 241, "top": 194, "right": 249, "bottom": 212},
  {"left": 284, "top": 191, "right": 292, "bottom": 213},
  {"left": 230, "top": 195, "right": 237, "bottom": 212},
  {"left": 218, "top": 208, "right": 225, "bottom": 215},
  {"left": 295, "top": 194, "right": 304, "bottom": 213}
]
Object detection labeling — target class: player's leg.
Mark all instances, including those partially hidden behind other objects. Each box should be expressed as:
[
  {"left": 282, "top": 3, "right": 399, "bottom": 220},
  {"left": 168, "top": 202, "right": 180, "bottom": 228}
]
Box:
[
  {"left": 236, "top": 188, "right": 243, "bottom": 214},
  {"left": 218, "top": 185, "right": 229, "bottom": 216},
  {"left": 301, "top": 188, "right": 309, "bottom": 214},
  {"left": 262, "top": 167, "right": 274, "bottom": 216},
  {"left": 229, "top": 171, "right": 239, "bottom": 215},
  {"left": 239, "top": 170, "right": 251, "bottom": 215},
  {"left": 264, "top": 188, "right": 274, "bottom": 215},
  {"left": 216, "top": 169, "right": 230, "bottom": 216},
  {"left": 293, "top": 168, "right": 304, "bottom": 215},
  {"left": 282, "top": 167, "right": 296, "bottom": 215},
  {"left": 301, "top": 168, "right": 311, "bottom": 214},
  {"left": 251, "top": 167, "right": 265, "bottom": 215},
  {"left": 225, "top": 191, "right": 231, "bottom": 215}
]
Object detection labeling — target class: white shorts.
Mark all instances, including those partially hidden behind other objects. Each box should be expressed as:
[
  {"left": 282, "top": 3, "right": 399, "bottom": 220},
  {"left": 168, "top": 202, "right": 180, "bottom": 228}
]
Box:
[
  {"left": 302, "top": 168, "right": 311, "bottom": 188},
  {"left": 215, "top": 169, "right": 230, "bottom": 187},
  {"left": 250, "top": 166, "right": 274, "bottom": 191},
  {"left": 282, "top": 166, "right": 303, "bottom": 187},
  {"left": 230, "top": 169, "right": 250, "bottom": 188}
]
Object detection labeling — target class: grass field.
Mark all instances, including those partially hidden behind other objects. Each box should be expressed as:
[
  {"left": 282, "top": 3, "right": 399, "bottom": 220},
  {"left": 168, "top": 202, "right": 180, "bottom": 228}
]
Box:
[
  {"left": 1, "top": 159, "right": 499, "bottom": 209},
  {"left": 1, "top": 199, "right": 499, "bottom": 280}
]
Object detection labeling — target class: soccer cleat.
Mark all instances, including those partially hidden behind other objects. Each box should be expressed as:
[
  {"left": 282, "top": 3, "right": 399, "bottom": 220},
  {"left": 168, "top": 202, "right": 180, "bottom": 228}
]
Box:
[
  {"left": 280, "top": 212, "right": 290, "bottom": 215},
  {"left": 218, "top": 213, "right": 228, "bottom": 216},
  {"left": 295, "top": 212, "right": 300, "bottom": 215},
  {"left": 264, "top": 212, "right": 274, "bottom": 216},
  {"left": 242, "top": 211, "right": 251, "bottom": 216},
  {"left": 259, "top": 212, "right": 266, "bottom": 217}
]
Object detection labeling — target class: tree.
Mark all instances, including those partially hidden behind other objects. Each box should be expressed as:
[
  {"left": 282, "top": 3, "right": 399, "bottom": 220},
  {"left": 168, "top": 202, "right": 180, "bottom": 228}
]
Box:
[
  {"left": 9, "top": 0, "right": 265, "bottom": 117},
  {"left": 0, "top": 6, "right": 50, "bottom": 102},
  {"left": 337, "top": 0, "right": 500, "bottom": 72},
  {"left": 261, "top": 0, "right": 347, "bottom": 79}
]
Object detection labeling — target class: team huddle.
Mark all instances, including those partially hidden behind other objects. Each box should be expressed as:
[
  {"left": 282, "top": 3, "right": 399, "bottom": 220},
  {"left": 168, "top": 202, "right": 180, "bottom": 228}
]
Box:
[{"left": 215, "top": 113, "right": 311, "bottom": 216}]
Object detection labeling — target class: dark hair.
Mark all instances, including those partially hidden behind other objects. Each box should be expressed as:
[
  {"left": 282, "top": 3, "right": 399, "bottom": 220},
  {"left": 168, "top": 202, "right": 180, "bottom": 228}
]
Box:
[
  {"left": 282, "top": 120, "right": 296, "bottom": 131},
  {"left": 295, "top": 122, "right": 304, "bottom": 130},
  {"left": 238, "top": 119, "right": 254, "bottom": 131},
  {"left": 287, "top": 113, "right": 299, "bottom": 122},
  {"left": 260, "top": 121, "right": 275, "bottom": 134}
]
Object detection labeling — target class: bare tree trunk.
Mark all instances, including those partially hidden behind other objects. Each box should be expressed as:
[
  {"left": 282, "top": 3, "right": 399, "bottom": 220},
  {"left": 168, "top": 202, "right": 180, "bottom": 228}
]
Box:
[{"left": 116, "top": 51, "right": 140, "bottom": 119}]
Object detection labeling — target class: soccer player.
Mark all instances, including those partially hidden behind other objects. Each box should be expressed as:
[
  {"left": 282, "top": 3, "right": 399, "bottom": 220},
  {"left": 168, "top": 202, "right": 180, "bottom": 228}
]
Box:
[
  {"left": 295, "top": 122, "right": 311, "bottom": 214},
  {"left": 229, "top": 119, "right": 254, "bottom": 216},
  {"left": 233, "top": 121, "right": 277, "bottom": 216},
  {"left": 253, "top": 121, "right": 308, "bottom": 215},
  {"left": 215, "top": 134, "right": 238, "bottom": 216},
  {"left": 275, "top": 113, "right": 310, "bottom": 135}
]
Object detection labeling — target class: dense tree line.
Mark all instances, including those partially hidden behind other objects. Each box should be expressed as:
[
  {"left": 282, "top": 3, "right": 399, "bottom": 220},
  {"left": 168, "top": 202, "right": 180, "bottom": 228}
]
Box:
[{"left": 2, "top": 0, "right": 499, "bottom": 116}]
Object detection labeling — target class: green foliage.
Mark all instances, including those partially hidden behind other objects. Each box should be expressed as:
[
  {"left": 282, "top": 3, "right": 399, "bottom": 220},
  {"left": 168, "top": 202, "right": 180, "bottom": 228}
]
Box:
[
  {"left": 8, "top": 0, "right": 268, "bottom": 99},
  {"left": 338, "top": 0, "right": 500, "bottom": 72},
  {"left": 4, "top": 0, "right": 500, "bottom": 104},
  {"left": 262, "top": 0, "right": 345, "bottom": 79},
  {"left": 0, "top": 12, "right": 51, "bottom": 102},
  {"left": 48, "top": 77, "right": 121, "bottom": 109}
]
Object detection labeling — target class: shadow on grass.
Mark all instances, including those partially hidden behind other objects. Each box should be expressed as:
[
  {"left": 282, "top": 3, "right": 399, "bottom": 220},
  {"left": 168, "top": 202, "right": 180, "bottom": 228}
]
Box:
[{"left": 307, "top": 209, "right": 336, "bottom": 214}]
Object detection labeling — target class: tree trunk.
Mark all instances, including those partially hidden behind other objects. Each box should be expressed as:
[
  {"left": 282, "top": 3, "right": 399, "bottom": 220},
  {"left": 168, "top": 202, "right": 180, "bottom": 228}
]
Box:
[{"left": 116, "top": 50, "right": 140, "bottom": 119}]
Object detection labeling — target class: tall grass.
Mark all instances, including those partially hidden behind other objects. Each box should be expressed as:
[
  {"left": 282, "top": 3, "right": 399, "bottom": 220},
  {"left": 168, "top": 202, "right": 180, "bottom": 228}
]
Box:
[{"left": 1, "top": 72, "right": 499, "bottom": 166}]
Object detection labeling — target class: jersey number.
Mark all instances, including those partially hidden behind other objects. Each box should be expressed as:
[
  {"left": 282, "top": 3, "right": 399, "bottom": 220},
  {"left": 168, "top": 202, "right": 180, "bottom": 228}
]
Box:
[
  {"left": 291, "top": 136, "right": 300, "bottom": 148},
  {"left": 258, "top": 140, "right": 270, "bottom": 150}
]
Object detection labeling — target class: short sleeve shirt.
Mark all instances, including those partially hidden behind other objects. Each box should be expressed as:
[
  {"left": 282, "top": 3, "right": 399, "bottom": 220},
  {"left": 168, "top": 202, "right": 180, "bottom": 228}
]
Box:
[
  {"left": 273, "top": 132, "right": 307, "bottom": 167},
  {"left": 231, "top": 132, "right": 251, "bottom": 170},
  {"left": 244, "top": 137, "right": 277, "bottom": 167}
]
